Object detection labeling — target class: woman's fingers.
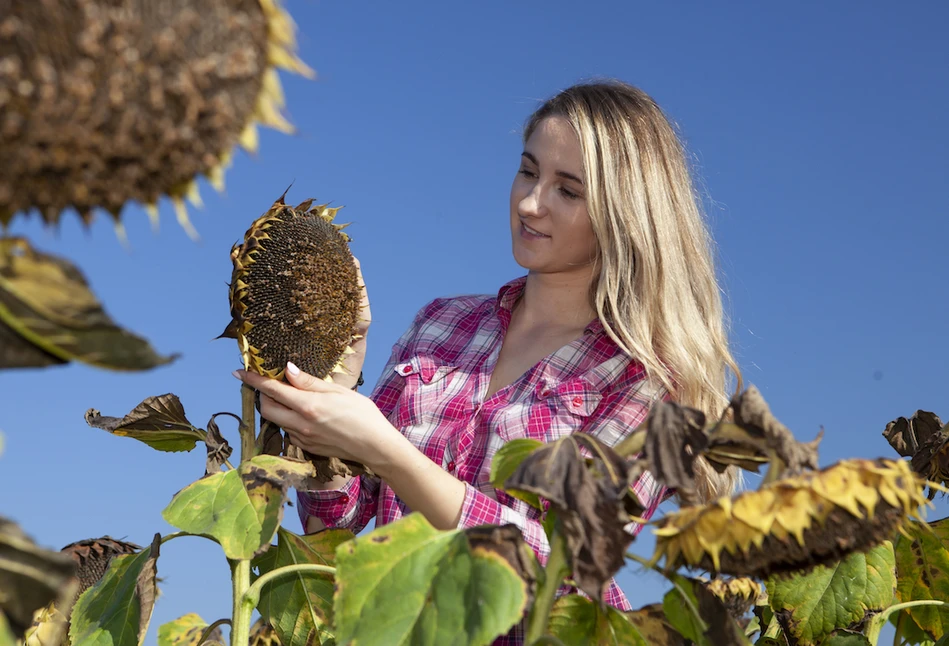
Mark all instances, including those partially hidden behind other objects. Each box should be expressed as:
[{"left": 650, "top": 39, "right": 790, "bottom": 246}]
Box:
[{"left": 353, "top": 257, "right": 371, "bottom": 333}]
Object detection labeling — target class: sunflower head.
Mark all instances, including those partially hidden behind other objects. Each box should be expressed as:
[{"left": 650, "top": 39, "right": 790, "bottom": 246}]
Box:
[
  {"left": 224, "top": 193, "right": 359, "bottom": 382},
  {"left": 0, "top": 0, "right": 312, "bottom": 237},
  {"left": 653, "top": 459, "right": 928, "bottom": 578}
]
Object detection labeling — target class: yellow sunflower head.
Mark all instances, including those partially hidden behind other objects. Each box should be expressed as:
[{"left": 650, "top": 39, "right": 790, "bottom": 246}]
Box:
[{"left": 653, "top": 459, "right": 928, "bottom": 578}]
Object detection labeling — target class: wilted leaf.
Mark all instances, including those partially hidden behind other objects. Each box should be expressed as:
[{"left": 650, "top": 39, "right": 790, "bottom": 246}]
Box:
[
  {"left": 706, "top": 385, "right": 821, "bottom": 481},
  {"left": 204, "top": 414, "right": 235, "bottom": 475},
  {"left": 0, "top": 517, "right": 78, "bottom": 639},
  {"left": 463, "top": 524, "right": 537, "bottom": 607},
  {"left": 625, "top": 604, "right": 688, "bottom": 645},
  {"left": 547, "top": 594, "right": 647, "bottom": 645},
  {"left": 642, "top": 401, "right": 708, "bottom": 503},
  {"left": 334, "top": 513, "right": 528, "bottom": 646},
  {"left": 253, "top": 528, "right": 353, "bottom": 646},
  {"left": 663, "top": 574, "right": 750, "bottom": 646},
  {"left": 884, "top": 411, "right": 944, "bottom": 458},
  {"left": 162, "top": 455, "right": 314, "bottom": 559},
  {"left": 157, "top": 613, "right": 222, "bottom": 646},
  {"left": 894, "top": 518, "right": 949, "bottom": 637},
  {"left": 69, "top": 533, "right": 161, "bottom": 646},
  {"left": 489, "top": 438, "right": 544, "bottom": 509},
  {"left": 0, "top": 238, "right": 177, "bottom": 371},
  {"left": 504, "top": 433, "right": 631, "bottom": 600},
  {"left": 85, "top": 395, "right": 203, "bottom": 453},
  {"left": 766, "top": 541, "right": 895, "bottom": 646},
  {"left": 258, "top": 420, "right": 286, "bottom": 457}
]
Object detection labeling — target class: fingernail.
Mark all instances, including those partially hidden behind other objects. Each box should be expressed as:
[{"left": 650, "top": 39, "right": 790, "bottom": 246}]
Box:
[
  {"left": 232, "top": 370, "right": 242, "bottom": 380},
  {"left": 287, "top": 362, "right": 300, "bottom": 376}
]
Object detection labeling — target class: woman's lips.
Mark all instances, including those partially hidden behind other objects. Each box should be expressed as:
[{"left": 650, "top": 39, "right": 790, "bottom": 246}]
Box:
[{"left": 520, "top": 222, "right": 550, "bottom": 239}]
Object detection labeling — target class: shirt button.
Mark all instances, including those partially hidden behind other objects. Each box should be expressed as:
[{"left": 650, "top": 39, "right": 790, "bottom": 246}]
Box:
[
  {"left": 447, "top": 461, "right": 456, "bottom": 472},
  {"left": 540, "top": 388, "right": 551, "bottom": 397},
  {"left": 339, "top": 494, "right": 350, "bottom": 505},
  {"left": 402, "top": 365, "right": 412, "bottom": 374},
  {"left": 572, "top": 396, "right": 583, "bottom": 407}
]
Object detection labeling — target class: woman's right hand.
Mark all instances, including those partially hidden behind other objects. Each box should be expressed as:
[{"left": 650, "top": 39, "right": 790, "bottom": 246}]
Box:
[{"left": 337, "top": 257, "right": 371, "bottom": 389}]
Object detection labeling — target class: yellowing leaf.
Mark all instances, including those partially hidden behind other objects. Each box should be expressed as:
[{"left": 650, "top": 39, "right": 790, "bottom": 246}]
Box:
[
  {"left": 85, "top": 394, "right": 203, "bottom": 453},
  {"left": 895, "top": 518, "right": 949, "bottom": 637},
  {"left": 548, "top": 595, "right": 648, "bottom": 645}
]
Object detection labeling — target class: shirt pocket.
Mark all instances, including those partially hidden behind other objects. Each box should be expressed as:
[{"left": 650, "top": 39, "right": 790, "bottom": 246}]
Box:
[
  {"left": 498, "top": 377, "right": 603, "bottom": 443},
  {"left": 391, "top": 354, "right": 459, "bottom": 430}
]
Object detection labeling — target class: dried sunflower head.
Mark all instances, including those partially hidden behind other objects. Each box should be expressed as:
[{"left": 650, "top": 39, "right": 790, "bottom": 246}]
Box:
[
  {"left": 703, "top": 577, "right": 762, "bottom": 618},
  {"left": 223, "top": 193, "right": 359, "bottom": 381},
  {"left": 652, "top": 459, "right": 928, "bottom": 578},
  {"left": 0, "top": 0, "right": 312, "bottom": 237}
]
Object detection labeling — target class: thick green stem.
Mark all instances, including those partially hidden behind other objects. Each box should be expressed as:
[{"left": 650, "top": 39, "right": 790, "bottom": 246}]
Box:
[
  {"left": 240, "top": 384, "right": 257, "bottom": 463},
  {"left": 230, "top": 384, "right": 259, "bottom": 646},
  {"left": 230, "top": 559, "right": 252, "bottom": 646},
  {"left": 525, "top": 520, "right": 571, "bottom": 645},
  {"left": 242, "top": 563, "right": 337, "bottom": 612}
]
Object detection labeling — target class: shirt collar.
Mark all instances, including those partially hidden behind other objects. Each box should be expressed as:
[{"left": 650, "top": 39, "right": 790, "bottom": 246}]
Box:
[{"left": 495, "top": 275, "right": 603, "bottom": 336}]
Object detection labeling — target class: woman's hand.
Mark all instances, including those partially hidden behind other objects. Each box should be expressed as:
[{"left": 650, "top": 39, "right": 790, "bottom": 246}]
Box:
[
  {"left": 234, "top": 361, "right": 396, "bottom": 473},
  {"left": 336, "top": 257, "right": 371, "bottom": 389}
]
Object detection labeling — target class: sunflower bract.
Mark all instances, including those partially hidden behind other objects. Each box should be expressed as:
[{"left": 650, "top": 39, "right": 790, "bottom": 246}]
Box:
[
  {"left": 225, "top": 194, "right": 359, "bottom": 381},
  {"left": 652, "top": 458, "right": 928, "bottom": 578}
]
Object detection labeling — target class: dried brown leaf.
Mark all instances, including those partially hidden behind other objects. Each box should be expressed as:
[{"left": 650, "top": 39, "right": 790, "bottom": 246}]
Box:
[
  {"left": 85, "top": 394, "right": 203, "bottom": 453},
  {"left": 883, "top": 410, "right": 943, "bottom": 458},
  {"left": 205, "top": 414, "right": 235, "bottom": 475},
  {"left": 505, "top": 433, "right": 631, "bottom": 600},
  {"left": 258, "top": 420, "right": 286, "bottom": 457},
  {"left": 644, "top": 401, "right": 708, "bottom": 504},
  {"left": 0, "top": 315, "right": 65, "bottom": 369},
  {"left": 626, "top": 604, "right": 689, "bottom": 645}
]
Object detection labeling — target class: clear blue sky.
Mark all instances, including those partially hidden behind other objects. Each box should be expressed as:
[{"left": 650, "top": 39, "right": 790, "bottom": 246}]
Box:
[{"left": 2, "top": 2, "right": 947, "bottom": 641}]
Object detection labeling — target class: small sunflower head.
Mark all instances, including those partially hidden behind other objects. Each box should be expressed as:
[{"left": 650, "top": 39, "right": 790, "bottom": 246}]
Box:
[
  {"left": 653, "top": 459, "right": 928, "bottom": 578},
  {"left": 224, "top": 193, "right": 359, "bottom": 381},
  {"left": 703, "top": 577, "right": 762, "bottom": 618}
]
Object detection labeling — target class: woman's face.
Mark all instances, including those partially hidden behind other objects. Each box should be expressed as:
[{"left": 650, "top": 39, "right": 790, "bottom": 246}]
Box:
[{"left": 510, "top": 116, "right": 598, "bottom": 277}]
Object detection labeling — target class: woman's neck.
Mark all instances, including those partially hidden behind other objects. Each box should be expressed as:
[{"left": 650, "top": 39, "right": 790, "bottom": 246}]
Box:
[{"left": 514, "top": 270, "right": 598, "bottom": 334}]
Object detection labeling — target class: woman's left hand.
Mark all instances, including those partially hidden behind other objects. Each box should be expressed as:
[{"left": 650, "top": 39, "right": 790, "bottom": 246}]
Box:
[{"left": 233, "top": 362, "right": 396, "bottom": 471}]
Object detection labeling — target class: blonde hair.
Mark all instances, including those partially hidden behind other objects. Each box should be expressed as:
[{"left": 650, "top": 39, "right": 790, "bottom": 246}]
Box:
[{"left": 525, "top": 80, "right": 742, "bottom": 501}]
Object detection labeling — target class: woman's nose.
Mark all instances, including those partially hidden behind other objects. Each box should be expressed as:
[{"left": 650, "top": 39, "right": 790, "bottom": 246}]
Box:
[{"left": 518, "top": 183, "right": 547, "bottom": 218}]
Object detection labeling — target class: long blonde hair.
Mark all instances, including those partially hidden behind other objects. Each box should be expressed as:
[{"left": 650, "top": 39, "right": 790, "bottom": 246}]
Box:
[{"left": 525, "top": 80, "right": 742, "bottom": 501}]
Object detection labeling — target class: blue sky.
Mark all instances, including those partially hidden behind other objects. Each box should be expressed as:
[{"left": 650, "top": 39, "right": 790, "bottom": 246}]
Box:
[{"left": 2, "top": 1, "right": 947, "bottom": 641}]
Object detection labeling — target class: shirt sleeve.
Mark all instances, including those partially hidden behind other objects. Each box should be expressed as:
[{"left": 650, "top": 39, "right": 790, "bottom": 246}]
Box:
[
  {"left": 296, "top": 301, "right": 433, "bottom": 534},
  {"left": 455, "top": 375, "right": 668, "bottom": 569}
]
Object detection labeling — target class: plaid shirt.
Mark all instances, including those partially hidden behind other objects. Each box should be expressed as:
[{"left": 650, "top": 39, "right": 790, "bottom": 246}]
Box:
[{"left": 297, "top": 276, "right": 667, "bottom": 644}]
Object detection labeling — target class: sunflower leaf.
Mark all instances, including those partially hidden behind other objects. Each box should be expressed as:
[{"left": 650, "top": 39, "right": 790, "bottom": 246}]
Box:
[
  {"left": 547, "top": 594, "right": 648, "bottom": 645},
  {"left": 157, "top": 613, "right": 223, "bottom": 646},
  {"left": 625, "top": 603, "right": 688, "bottom": 645},
  {"left": 85, "top": 394, "right": 204, "bottom": 453},
  {"left": 252, "top": 528, "right": 353, "bottom": 646},
  {"left": 894, "top": 518, "right": 949, "bottom": 638},
  {"left": 490, "top": 438, "right": 544, "bottom": 509},
  {"left": 69, "top": 533, "right": 161, "bottom": 646},
  {"left": 334, "top": 513, "right": 528, "bottom": 646},
  {"left": 163, "top": 455, "right": 314, "bottom": 559},
  {"left": 766, "top": 541, "right": 895, "bottom": 646}
]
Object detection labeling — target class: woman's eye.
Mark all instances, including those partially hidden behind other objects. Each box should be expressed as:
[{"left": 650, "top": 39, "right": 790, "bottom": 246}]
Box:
[
  {"left": 518, "top": 168, "right": 536, "bottom": 179},
  {"left": 560, "top": 187, "right": 580, "bottom": 200}
]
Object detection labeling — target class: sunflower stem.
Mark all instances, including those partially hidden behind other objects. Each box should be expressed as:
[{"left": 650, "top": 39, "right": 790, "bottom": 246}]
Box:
[
  {"left": 197, "top": 618, "right": 231, "bottom": 645},
  {"left": 867, "top": 600, "right": 949, "bottom": 644},
  {"left": 526, "top": 519, "right": 571, "bottom": 645},
  {"left": 240, "top": 384, "right": 257, "bottom": 463}
]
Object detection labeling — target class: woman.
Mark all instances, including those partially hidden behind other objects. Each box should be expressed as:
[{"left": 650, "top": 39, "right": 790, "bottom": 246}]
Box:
[{"left": 235, "top": 79, "right": 740, "bottom": 624}]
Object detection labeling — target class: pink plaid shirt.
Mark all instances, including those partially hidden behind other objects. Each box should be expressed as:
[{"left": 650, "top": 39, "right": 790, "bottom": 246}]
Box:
[{"left": 297, "top": 276, "right": 667, "bottom": 643}]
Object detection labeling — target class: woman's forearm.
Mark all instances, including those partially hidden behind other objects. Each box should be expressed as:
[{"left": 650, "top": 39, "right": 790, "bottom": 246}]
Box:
[{"left": 372, "top": 432, "right": 467, "bottom": 531}]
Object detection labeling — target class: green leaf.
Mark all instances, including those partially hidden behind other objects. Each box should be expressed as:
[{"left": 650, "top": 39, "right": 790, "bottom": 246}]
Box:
[
  {"left": 162, "top": 455, "right": 314, "bottom": 560},
  {"left": 547, "top": 594, "right": 647, "bottom": 645},
  {"left": 766, "top": 541, "right": 896, "bottom": 646},
  {"left": 663, "top": 576, "right": 707, "bottom": 644},
  {"left": 157, "top": 613, "right": 223, "bottom": 646},
  {"left": 490, "top": 438, "right": 544, "bottom": 509},
  {"left": 253, "top": 528, "right": 353, "bottom": 646},
  {"left": 334, "top": 513, "right": 528, "bottom": 646},
  {"left": 0, "top": 238, "right": 177, "bottom": 371},
  {"left": 0, "top": 612, "right": 15, "bottom": 646},
  {"left": 69, "top": 533, "right": 161, "bottom": 646},
  {"left": 895, "top": 518, "right": 949, "bottom": 638},
  {"left": 85, "top": 394, "right": 204, "bottom": 453},
  {"left": 821, "top": 631, "right": 872, "bottom": 645}
]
